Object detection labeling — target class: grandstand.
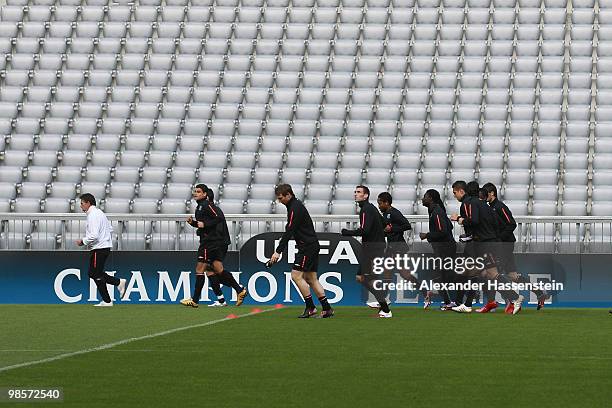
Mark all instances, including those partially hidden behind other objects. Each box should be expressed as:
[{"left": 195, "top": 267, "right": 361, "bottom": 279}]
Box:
[{"left": 0, "top": 0, "right": 609, "bottom": 250}]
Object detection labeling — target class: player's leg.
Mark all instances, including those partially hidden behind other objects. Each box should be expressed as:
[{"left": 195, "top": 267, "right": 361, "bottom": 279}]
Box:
[
  {"left": 453, "top": 242, "right": 491, "bottom": 313},
  {"left": 181, "top": 245, "right": 208, "bottom": 307},
  {"left": 503, "top": 243, "right": 549, "bottom": 310},
  {"left": 206, "top": 269, "right": 226, "bottom": 307},
  {"left": 428, "top": 244, "right": 454, "bottom": 308},
  {"left": 357, "top": 244, "right": 391, "bottom": 316},
  {"left": 480, "top": 244, "right": 523, "bottom": 314},
  {"left": 89, "top": 249, "right": 113, "bottom": 305},
  {"left": 94, "top": 249, "right": 127, "bottom": 301},
  {"left": 303, "top": 271, "right": 333, "bottom": 317},
  {"left": 210, "top": 245, "right": 248, "bottom": 305},
  {"left": 454, "top": 241, "right": 476, "bottom": 306},
  {"left": 477, "top": 244, "right": 500, "bottom": 313},
  {"left": 291, "top": 269, "right": 318, "bottom": 318},
  {"left": 300, "top": 248, "right": 333, "bottom": 316},
  {"left": 356, "top": 251, "right": 392, "bottom": 317},
  {"left": 357, "top": 274, "right": 392, "bottom": 317}
]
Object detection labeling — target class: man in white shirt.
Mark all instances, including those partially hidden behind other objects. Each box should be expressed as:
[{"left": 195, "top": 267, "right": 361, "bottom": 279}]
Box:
[{"left": 76, "top": 193, "right": 126, "bottom": 307}]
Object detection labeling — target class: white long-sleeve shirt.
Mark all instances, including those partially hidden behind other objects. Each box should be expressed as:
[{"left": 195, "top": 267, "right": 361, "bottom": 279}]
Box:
[{"left": 83, "top": 206, "right": 113, "bottom": 250}]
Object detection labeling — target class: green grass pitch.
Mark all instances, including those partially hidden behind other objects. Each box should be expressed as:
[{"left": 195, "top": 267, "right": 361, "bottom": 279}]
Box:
[{"left": 1, "top": 305, "right": 611, "bottom": 408}]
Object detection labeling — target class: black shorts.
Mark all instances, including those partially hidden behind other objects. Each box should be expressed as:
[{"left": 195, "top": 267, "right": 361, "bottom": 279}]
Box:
[
  {"left": 385, "top": 241, "right": 409, "bottom": 257},
  {"left": 497, "top": 242, "right": 517, "bottom": 273},
  {"left": 293, "top": 246, "right": 319, "bottom": 272},
  {"left": 358, "top": 245, "right": 386, "bottom": 277},
  {"left": 197, "top": 243, "right": 228, "bottom": 264},
  {"left": 475, "top": 241, "right": 498, "bottom": 269}
]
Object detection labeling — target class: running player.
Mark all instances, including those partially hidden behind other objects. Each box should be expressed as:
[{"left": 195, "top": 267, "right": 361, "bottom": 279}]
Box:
[
  {"left": 268, "top": 184, "right": 334, "bottom": 318},
  {"left": 367, "top": 192, "right": 419, "bottom": 308},
  {"left": 342, "top": 185, "right": 392, "bottom": 318},
  {"left": 419, "top": 189, "right": 457, "bottom": 310},
  {"left": 450, "top": 181, "right": 523, "bottom": 314},
  {"left": 482, "top": 182, "right": 550, "bottom": 311},
  {"left": 180, "top": 184, "right": 247, "bottom": 308}
]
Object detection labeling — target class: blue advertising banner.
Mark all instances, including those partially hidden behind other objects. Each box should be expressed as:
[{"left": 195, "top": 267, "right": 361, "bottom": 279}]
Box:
[{"left": 0, "top": 233, "right": 610, "bottom": 307}]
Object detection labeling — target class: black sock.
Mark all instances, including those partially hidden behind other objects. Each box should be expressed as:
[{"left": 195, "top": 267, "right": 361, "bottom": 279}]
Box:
[
  {"left": 379, "top": 301, "right": 390, "bottom": 313},
  {"left": 455, "top": 275, "right": 469, "bottom": 304},
  {"left": 455, "top": 289, "right": 464, "bottom": 305},
  {"left": 464, "top": 290, "right": 476, "bottom": 307},
  {"left": 441, "top": 289, "right": 451, "bottom": 305},
  {"left": 318, "top": 295, "right": 331, "bottom": 311},
  {"left": 304, "top": 294, "right": 315, "bottom": 309},
  {"left": 209, "top": 275, "right": 225, "bottom": 303},
  {"left": 219, "top": 270, "right": 243, "bottom": 294},
  {"left": 192, "top": 274, "right": 206, "bottom": 303}
]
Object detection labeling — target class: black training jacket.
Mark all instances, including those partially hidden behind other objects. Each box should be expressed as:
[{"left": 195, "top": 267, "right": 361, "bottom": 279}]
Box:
[
  {"left": 190, "top": 199, "right": 226, "bottom": 245},
  {"left": 276, "top": 197, "right": 319, "bottom": 253},
  {"left": 382, "top": 206, "right": 412, "bottom": 243},
  {"left": 489, "top": 198, "right": 517, "bottom": 243},
  {"left": 342, "top": 200, "right": 386, "bottom": 243},
  {"left": 426, "top": 204, "right": 454, "bottom": 243},
  {"left": 460, "top": 196, "right": 499, "bottom": 242}
]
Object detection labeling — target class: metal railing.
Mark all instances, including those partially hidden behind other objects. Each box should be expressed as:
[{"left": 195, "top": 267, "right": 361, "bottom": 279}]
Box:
[{"left": 1, "top": 213, "right": 611, "bottom": 253}]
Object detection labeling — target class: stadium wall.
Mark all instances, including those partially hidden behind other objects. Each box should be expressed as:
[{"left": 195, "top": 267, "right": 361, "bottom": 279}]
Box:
[{"left": 1, "top": 233, "right": 611, "bottom": 307}]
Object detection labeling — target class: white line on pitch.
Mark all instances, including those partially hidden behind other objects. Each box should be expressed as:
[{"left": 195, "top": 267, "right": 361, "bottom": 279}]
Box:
[{"left": 0, "top": 308, "right": 278, "bottom": 373}]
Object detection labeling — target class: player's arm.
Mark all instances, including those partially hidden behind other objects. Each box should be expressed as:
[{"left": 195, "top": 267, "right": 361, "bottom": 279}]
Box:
[
  {"left": 187, "top": 216, "right": 198, "bottom": 228},
  {"left": 390, "top": 208, "right": 411, "bottom": 232}
]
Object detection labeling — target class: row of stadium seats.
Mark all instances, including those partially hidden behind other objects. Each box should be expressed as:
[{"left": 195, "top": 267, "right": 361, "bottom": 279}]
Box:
[
  {"left": 0, "top": 0, "right": 594, "bottom": 8},
  {"left": 0, "top": 0, "right": 609, "bottom": 230}
]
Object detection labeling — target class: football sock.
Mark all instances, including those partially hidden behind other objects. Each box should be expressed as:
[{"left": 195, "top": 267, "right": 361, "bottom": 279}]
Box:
[
  {"left": 464, "top": 290, "right": 475, "bottom": 307},
  {"left": 318, "top": 295, "right": 331, "bottom": 311},
  {"left": 440, "top": 289, "right": 452, "bottom": 305},
  {"left": 454, "top": 275, "right": 470, "bottom": 305},
  {"left": 192, "top": 274, "right": 206, "bottom": 303},
  {"left": 208, "top": 275, "right": 225, "bottom": 303},
  {"left": 220, "top": 270, "right": 243, "bottom": 293},
  {"left": 304, "top": 294, "right": 315, "bottom": 309},
  {"left": 455, "top": 289, "right": 464, "bottom": 305}
]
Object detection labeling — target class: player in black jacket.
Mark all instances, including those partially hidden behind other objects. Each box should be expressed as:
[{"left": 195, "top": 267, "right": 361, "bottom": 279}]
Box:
[
  {"left": 268, "top": 184, "right": 334, "bottom": 318},
  {"left": 342, "top": 185, "right": 392, "bottom": 318},
  {"left": 375, "top": 192, "right": 430, "bottom": 308},
  {"left": 419, "top": 189, "right": 457, "bottom": 310},
  {"left": 378, "top": 192, "right": 412, "bottom": 242},
  {"left": 181, "top": 184, "right": 247, "bottom": 308},
  {"left": 483, "top": 182, "right": 549, "bottom": 310},
  {"left": 450, "top": 181, "right": 522, "bottom": 314}
]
